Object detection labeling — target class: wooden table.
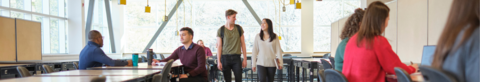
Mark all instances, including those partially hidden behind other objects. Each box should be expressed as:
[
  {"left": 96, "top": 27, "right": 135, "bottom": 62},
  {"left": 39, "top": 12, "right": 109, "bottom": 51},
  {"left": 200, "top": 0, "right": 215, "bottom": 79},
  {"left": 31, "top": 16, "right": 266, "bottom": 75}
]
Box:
[
  {"left": 88, "top": 61, "right": 183, "bottom": 70},
  {"left": 37, "top": 70, "right": 161, "bottom": 76},
  {"left": 0, "top": 76, "right": 145, "bottom": 82}
]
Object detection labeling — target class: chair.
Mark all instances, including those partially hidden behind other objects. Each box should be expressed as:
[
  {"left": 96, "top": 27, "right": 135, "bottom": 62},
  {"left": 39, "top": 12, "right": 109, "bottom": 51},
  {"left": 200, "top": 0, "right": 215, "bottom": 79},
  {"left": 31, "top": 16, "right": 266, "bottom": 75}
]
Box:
[
  {"left": 16, "top": 66, "right": 32, "bottom": 77},
  {"left": 324, "top": 69, "right": 348, "bottom": 82},
  {"left": 321, "top": 59, "right": 333, "bottom": 69},
  {"left": 90, "top": 76, "right": 107, "bottom": 82},
  {"left": 154, "top": 59, "right": 175, "bottom": 82},
  {"left": 394, "top": 67, "right": 413, "bottom": 82},
  {"left": 317, "top": 69, "right": 326, "bottom": 82},
  {"left": 42, "top": 64, "right": 55, "bottom": 73},
  {"left": 73, "top": 62, "right": 79, "bottom": 70},
  {"left": 159, "top": 54, "right": 166, "bottom": 60},
  {"left": 419, "top": 66, "right": 458, "bottom": 82},
  {"left": 328, "top": 57, "right": 335, "bottom": 69},
  {"left": 323, "top": 53, "right": 331, "bottom": 58},
  {"left": 153, "top": 54, "right": 158, "bottom": 59},
  {"left": 141, "top": 56, "right": 148, "bottom": 62}
]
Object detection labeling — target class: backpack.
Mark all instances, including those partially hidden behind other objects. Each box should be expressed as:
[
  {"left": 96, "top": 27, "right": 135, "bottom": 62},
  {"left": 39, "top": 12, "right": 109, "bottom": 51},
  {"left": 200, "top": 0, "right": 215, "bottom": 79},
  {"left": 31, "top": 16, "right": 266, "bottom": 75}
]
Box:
[{"left": 220, "top": 24, "right": 243, "bottom": 47}]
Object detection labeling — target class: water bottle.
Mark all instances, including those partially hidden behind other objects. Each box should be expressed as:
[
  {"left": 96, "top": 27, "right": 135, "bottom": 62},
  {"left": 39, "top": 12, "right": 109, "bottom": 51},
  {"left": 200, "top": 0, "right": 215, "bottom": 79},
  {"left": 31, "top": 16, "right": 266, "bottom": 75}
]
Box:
[
  {"left": 132, "top": 53, "right": 139, "bottom": 66},
  {"left": 147, "top": 49, "right": 154, "bottom": 65}
]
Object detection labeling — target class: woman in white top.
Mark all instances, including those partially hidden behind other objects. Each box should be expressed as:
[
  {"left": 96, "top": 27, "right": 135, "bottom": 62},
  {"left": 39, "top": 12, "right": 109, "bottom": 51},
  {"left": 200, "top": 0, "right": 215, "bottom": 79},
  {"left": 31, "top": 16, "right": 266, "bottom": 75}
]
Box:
[{"left": 251, "top": 18, "right": 284, "bottom": 82}]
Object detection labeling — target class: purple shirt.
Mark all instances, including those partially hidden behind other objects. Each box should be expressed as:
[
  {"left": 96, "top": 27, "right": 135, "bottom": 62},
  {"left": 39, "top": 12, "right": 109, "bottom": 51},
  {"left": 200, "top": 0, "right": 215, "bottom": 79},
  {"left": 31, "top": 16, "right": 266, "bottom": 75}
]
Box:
[
  {"left": 159, "top": 43, "right": 207, "bottom": 80},
  {"left": 204, "top": 47, "right": 213, "bottom": 57}
]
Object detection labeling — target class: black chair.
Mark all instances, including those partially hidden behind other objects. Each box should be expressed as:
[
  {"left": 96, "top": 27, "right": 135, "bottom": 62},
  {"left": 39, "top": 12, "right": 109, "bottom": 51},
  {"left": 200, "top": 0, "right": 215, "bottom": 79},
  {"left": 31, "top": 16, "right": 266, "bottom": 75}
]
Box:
[
  {"left": 153, "top": 59, "right": 175, "bottom": 82},
  {"left": 42, "top": 64, "right": 55, "bottom": 73},
  {"left": 323, "top": 53, "right": 331, "bottom": 58},
  {"left": 284, "top": 54, "right": 292, "bottom": 57},
  {"left": 324, "top": 69, "right": 348, "bottom": 82},
  {"left": 159, "top": 54, "right": 166, "bottom": 60},
  {"left": 90, "top": 76, "right": 106, "bottom": 82},
  {"left": 16, "top": 66, "right": 32, "bottom": 77},
  {"left": 419, "top": 66, "right": 458, "bottom": 82},
  {"left": 394, "top": 67, "right": 413, "bottom": 82},
  {"left": 328, "top": 57, "right": 335, "bottom": 69},
  {"left": 317, "top": 69, "right": 326, "bottom": 82},
  {"left": 73, "top": 62, "right": 79, "bottom": 70},
  {"left": 153, "top": 54, "right": 158, "bottom": 59},
  {"left": 141, "top": 56, "right": 148, "bottom": 62},
  {"left": 321, "top": 59, "right": 333, "bottom": 69}
]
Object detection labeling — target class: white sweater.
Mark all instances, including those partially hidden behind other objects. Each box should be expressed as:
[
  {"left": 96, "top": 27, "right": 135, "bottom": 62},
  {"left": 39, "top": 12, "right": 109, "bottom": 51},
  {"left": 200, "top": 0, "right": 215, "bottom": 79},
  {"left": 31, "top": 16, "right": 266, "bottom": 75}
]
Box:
[{"left": 252, "top": 34, "right": 284, "bottom": 67}]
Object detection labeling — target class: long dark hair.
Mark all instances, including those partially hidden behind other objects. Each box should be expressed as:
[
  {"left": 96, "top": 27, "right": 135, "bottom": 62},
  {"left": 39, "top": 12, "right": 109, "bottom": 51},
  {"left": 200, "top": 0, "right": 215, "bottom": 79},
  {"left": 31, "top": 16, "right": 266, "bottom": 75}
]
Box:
[
  {"left": 341, "top": 8, "right": 365, "bottom": 39},
  {"left": 260, "top": 18, "right": 277, "bottom": 42},
  {"left": 356, "top": 1, "right": 390, "bottom": 48},
  {"left": 431, "top": 0, "right": 479, "bottom": 68}
]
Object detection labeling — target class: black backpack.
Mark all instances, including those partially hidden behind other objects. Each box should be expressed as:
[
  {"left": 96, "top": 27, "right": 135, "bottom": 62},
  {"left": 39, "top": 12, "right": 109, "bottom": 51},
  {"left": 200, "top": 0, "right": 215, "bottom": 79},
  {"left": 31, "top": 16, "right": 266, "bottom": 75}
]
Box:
[{"left": 220, "top": 24, "right": 243, "bottom": 47}]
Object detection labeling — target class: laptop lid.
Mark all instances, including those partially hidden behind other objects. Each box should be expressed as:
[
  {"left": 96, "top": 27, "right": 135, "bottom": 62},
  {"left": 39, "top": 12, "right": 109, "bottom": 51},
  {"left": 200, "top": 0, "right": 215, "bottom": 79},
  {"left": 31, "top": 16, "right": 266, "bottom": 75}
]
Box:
[{"left": 421, "top": 45, "right": 436, "bottom": 66}]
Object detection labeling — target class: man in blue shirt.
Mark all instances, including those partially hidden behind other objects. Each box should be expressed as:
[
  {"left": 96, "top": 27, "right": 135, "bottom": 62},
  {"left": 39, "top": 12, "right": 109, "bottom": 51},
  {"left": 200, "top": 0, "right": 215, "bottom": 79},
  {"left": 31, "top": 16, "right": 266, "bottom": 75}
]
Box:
[{"left": 79, "top": 30, "right": 132, "bottom": 69}]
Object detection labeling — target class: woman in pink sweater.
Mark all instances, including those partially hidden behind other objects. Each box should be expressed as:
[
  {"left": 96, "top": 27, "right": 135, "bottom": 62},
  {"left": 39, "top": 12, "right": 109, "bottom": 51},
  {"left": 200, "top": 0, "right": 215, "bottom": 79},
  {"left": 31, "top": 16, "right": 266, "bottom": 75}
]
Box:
[{"left": 342, "top": 1, "right": 418, "bottom": 82}]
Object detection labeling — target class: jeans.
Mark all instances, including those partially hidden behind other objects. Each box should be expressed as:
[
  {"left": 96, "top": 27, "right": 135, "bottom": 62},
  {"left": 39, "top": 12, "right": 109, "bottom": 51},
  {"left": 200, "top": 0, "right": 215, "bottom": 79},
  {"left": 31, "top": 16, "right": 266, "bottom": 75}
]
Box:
[
  {"left": 257, "top": 65, "right": 277, "bottom": 82},
  {"left": 220, "top": 55, "right": 243, "bottom": 82}
]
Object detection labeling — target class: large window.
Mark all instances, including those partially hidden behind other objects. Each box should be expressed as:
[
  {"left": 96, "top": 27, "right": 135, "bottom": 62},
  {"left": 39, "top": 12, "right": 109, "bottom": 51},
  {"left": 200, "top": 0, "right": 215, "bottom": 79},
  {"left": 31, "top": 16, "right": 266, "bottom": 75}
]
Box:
[
  {"left": 123, "top": 0, "right": 302, "bottom": 53},
  {"left": 0, "top": 0, "right": 67, "bottom": 54},
  {"left": 314, "top": 0, "right": 361, "bottom": 52},
  {"left": 121, "top": 0, "right": 360, "bottom": 53}
]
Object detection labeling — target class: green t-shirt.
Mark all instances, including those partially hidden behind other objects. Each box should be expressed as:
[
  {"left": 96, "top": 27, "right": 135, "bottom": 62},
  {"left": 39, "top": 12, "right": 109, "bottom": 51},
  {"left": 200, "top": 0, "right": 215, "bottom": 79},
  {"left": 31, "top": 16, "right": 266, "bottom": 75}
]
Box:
[{"left": 217, "top": 25, "right": 244, "bottom": 55}]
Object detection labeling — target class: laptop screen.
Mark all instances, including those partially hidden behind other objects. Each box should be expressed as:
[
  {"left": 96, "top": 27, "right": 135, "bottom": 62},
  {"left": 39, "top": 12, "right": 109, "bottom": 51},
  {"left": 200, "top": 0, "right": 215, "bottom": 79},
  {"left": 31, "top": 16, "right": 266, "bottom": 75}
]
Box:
[{"left": 421, "top": 45, "right": 436, "bottom": 66}]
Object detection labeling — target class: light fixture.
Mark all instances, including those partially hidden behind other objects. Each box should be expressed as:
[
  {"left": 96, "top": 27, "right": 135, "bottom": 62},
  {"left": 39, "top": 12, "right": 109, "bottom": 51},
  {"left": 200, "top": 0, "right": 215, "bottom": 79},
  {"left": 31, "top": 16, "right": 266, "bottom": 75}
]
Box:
[
  {"left": 145, "top": 0, "right": 151, "bottom": 13},
  {"left": 295, "top": 0, "right": 301, "bottom": 9},
  {"left": 282, "top": 6, "right": 286, "bottom": 12},
  {"left": 118, "top": 0, "right": 126, "bottom": 5},
  {"left": 162, "top": 0, "right": 168, "bottom": 22}
]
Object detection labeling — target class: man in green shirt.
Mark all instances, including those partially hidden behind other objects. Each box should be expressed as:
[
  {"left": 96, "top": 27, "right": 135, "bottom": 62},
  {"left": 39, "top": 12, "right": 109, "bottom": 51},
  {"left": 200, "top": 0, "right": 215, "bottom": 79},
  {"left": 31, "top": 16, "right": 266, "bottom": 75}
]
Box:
[{"left": 216, "top": 9, "right": 247, "bottom": 82}]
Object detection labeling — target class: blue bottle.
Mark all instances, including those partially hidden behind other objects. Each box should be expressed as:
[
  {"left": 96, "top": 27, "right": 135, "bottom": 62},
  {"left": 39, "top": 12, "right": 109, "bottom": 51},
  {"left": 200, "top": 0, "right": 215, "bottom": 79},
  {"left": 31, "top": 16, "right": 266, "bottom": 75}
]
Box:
[{"left": 132, "top": 53, "right": 139, "bottom": 66}]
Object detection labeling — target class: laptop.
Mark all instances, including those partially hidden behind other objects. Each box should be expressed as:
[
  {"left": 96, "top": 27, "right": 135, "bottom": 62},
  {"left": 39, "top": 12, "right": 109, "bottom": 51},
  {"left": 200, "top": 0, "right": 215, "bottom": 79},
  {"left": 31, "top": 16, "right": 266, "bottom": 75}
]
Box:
[{"left": 420, "top": 45, "right": 436, "bottom": 66}]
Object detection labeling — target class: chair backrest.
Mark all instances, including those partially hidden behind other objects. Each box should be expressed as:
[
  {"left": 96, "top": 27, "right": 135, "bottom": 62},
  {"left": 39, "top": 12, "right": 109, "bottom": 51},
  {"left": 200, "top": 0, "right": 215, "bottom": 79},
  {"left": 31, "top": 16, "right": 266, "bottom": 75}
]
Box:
[
  {"left": 152, "top": 74, "right": 162, "bottom": 82},
  {"left": 321, "top": 59, "right": 333, "bottom": 69},
  {"left": 394, "top": 67, "right": 413, "bottom": 82},
  {"left": 283, "top": 54, "right": 292, "bottom": 57},
  {"left": 42, "top": 64, "right": 55, "bottom": 73},
  {"left": 324, "top": 69, "right": 348, "bottom": 82},
  {"left": 141, "top": 56, "right": 148, "bottom": 62},
  {"left": 16, "top": 66, "right": 32, "bottom": 77},
  {"left": 153, "top": 54, "right": 158, "bottom": 59},
  {"left": 323, "top": 53, "right": 331, "bottom": 58},
  {"left": 158, "top": 59, "right": 175, "bottom": 82},
  {"left": 159, "top": 54, "right": 166, "bottom": 60},
  {"left": 419, "top": 66, "right": 457, "bottom": 82},
  {"left": 318, "top": 69, "right": 326, "bottom": 82},
  {"left": 73, "top": 62, "right": 79, "bottom": 70},
  {"left": 328, "top": 57, "right": 335, "bottom": 69},
  {"left": 90, "top": 76, "right": 106, "bottom": 82}
]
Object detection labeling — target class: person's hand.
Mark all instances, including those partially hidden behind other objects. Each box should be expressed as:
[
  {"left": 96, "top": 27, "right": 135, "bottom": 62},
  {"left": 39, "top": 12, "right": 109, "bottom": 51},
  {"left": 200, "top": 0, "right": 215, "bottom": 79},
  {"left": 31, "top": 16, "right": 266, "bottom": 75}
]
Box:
[
  {"left": 152, "top": 59, "right": 160, "bottom": 65},
  {"left": 242, "top": 59, "right": 247, "bottom": 68},
  {"left": 217, "top": 62, "right": 223, "bottom": 71},
  {"left": 126, "top": 60, "right": 133, "bottom": 66},
  {"left": 252, "top": 67, "right": 256, "bottom": 72},
  {"left": 278, "top": 66, "right": 283, "bottom": 70},
  {"left": 411, "top": 64, "right": 419, "bottom": 71},
  {"left": 179, "top": 74, "right": 188, "bottom": 79}
]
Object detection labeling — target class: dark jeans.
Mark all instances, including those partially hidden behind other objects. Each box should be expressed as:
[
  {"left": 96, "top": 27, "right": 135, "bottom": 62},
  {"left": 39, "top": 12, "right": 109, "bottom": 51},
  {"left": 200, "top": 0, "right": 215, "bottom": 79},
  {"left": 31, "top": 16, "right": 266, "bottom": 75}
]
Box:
[
  {"left": 221, "top": 55, "right": 243, "bottom": 82},
  {"left": 257, "top": 65, "right": 276, "bottom": 82},
  {"left": 170, "top": 76, "right": 207, "bottom": 82}
]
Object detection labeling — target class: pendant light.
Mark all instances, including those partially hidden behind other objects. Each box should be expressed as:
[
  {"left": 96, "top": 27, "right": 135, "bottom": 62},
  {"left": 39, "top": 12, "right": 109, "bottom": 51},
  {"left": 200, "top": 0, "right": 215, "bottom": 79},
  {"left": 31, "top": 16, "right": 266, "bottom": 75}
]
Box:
[{"left": 145, "top": 0, "right": 151, "bottom": 13}]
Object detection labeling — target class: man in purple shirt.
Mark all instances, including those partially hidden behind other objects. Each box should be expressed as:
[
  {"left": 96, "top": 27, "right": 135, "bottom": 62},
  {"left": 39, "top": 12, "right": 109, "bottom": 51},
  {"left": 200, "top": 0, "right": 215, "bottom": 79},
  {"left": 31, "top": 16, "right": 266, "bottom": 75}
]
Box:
[{"left": 152, "top": 27, "right": 207, "bottom": 82}]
